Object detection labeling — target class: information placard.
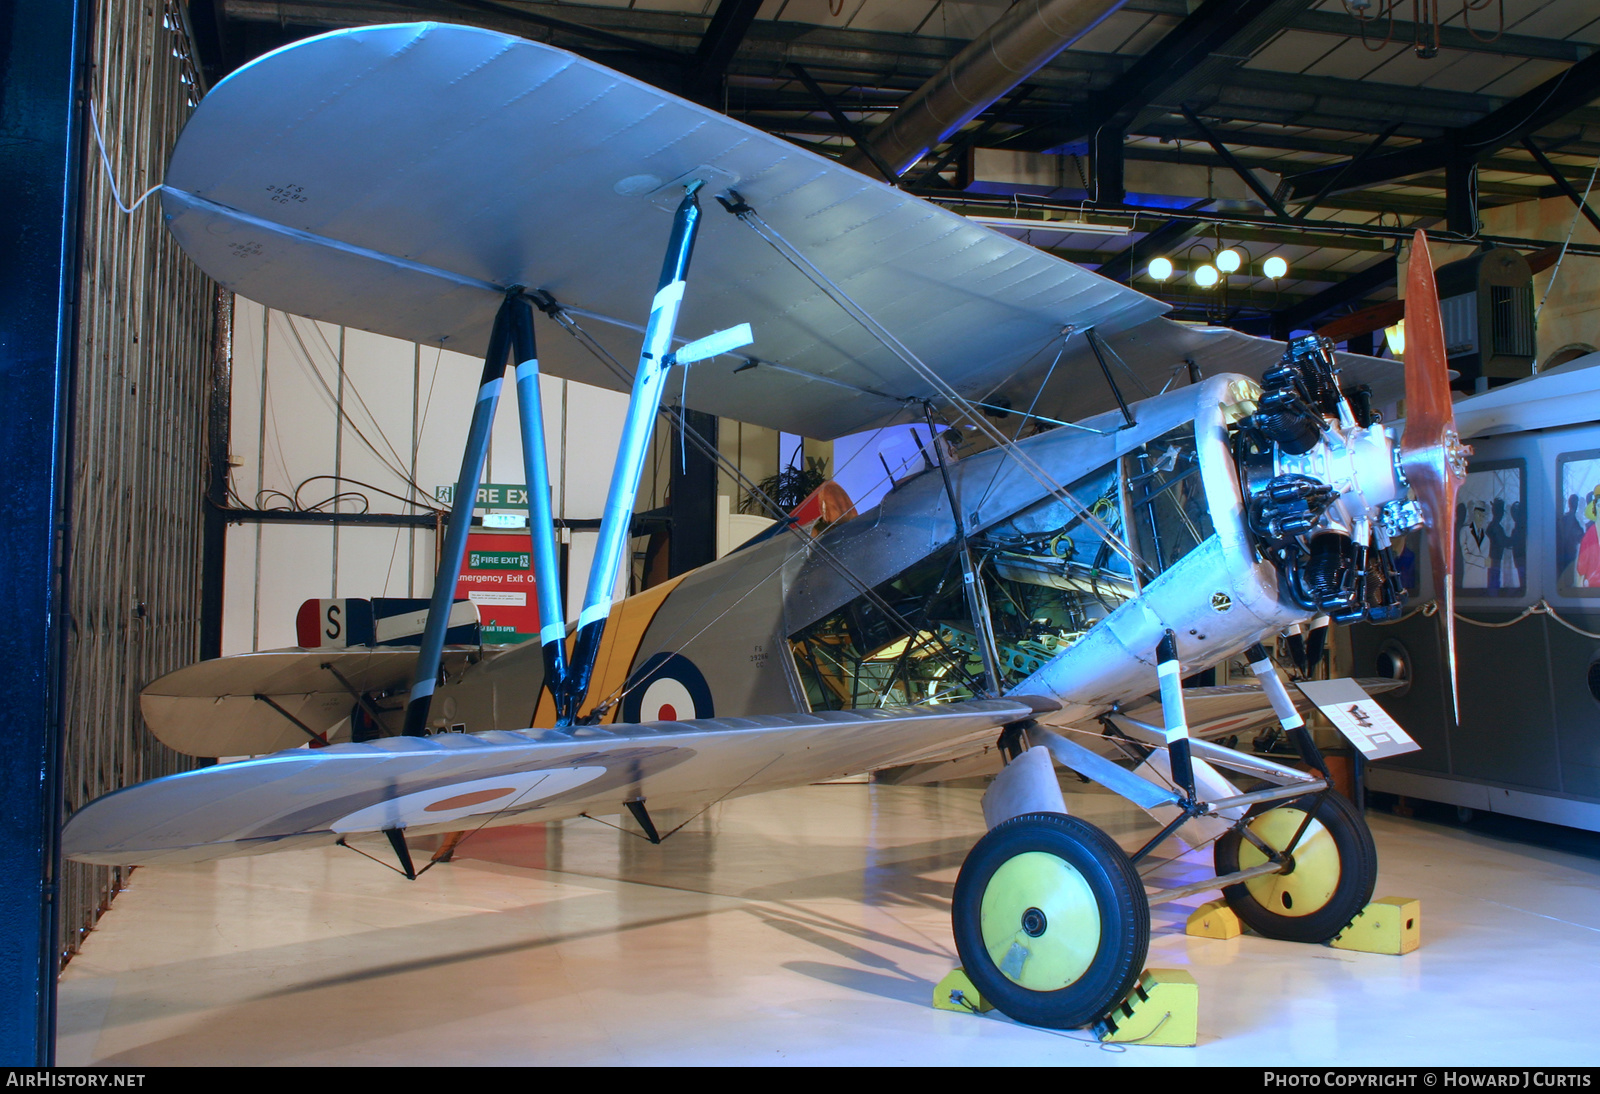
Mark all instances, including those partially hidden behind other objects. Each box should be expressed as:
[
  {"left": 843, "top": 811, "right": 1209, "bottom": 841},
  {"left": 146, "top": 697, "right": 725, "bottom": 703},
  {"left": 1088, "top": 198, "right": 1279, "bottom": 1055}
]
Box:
[{"left": 1294, "top": 678, "right": 1420, "bottom": 761}]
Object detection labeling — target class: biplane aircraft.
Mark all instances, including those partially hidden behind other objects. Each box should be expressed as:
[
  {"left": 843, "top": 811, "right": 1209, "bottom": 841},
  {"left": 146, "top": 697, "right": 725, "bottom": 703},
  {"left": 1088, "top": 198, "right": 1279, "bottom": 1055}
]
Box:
[{"left": 63, "top": 21, "right": 1466, "bottom": 1031}]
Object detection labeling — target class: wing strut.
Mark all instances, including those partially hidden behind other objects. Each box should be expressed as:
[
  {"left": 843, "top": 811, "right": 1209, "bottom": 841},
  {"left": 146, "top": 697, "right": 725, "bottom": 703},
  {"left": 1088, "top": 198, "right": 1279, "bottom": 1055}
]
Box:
[
  {"left": 508, "top": 300, "right": 572, "bottom": 708},
  {"left": 401, "top": 288, "right": 567, "bottom": 737},
  {"left": 1083, "top": 327, "right": 1137, "bottom": 429},
  {"left": 555, "top": 181, "right": 709, "bottom": 725}
]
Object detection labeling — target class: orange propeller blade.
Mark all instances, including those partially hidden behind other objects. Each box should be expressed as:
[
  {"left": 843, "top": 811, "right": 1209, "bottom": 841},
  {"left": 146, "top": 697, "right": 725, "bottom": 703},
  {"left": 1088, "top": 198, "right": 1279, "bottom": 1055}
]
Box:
[{"left": 1399, "top": 229, "right": 1469, "bottom": 723}]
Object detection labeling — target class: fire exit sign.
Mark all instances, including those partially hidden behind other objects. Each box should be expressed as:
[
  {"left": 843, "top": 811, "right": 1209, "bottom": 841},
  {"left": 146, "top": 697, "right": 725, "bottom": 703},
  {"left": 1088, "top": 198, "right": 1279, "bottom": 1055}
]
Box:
[{"left": 433, "top": 482, "right": 530, "bottom": 509}]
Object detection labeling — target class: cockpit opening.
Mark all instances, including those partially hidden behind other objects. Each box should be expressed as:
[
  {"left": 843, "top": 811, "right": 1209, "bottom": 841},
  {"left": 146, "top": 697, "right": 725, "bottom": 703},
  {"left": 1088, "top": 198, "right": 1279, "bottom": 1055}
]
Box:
[{"left": 787, "top": 427, "right": 1219, "bottom": 712}]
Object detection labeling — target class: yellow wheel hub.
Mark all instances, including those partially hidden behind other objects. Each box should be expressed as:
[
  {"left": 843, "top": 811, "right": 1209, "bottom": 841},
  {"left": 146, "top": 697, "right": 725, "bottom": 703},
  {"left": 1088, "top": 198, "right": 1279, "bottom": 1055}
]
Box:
[
  {"left": 979, "top": 851, "right": 1101, "bottom": 990},
  {"left": 1236, "top": 806, "right": 1340, "bottom": 917}
]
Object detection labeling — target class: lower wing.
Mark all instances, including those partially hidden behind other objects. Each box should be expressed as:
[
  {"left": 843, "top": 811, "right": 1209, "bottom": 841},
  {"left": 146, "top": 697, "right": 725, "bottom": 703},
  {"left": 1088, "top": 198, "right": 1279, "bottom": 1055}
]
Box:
[
  {"left": 63, "top": 698, "right": 1043, "bottom": 866},
  {"left": 1110, "top": 678, "right": 1403, "bottom": 742},
  {"left": 875, "top": 678, "right": 1402, "bottom": 785}
]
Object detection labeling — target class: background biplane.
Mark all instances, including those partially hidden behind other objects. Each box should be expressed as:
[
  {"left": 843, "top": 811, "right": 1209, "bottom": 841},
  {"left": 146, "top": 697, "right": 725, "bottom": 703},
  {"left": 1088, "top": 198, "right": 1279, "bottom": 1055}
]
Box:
[{"left": 63, "top": 21, "right": 1462, "bottom": 1030}]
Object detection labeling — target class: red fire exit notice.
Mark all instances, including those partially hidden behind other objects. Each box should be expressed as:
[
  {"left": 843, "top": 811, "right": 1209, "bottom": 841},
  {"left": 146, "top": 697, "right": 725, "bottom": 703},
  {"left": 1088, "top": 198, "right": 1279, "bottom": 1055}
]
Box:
[{"left": 455, "top": 531, "right": 538, "bottom": 643}]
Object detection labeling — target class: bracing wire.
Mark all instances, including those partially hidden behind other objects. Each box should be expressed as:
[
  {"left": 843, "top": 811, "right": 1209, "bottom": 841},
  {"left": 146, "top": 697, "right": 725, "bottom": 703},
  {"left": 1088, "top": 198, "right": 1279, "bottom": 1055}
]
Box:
[
  {"left": 276, "top": 312, "right": 443, "bottom": 506},
  {"left": 1537, "top": 148, "right": 1600, "bottom": 322},
  {"left": 722, "top": 201, "right": 1150, "bottom": 574}
]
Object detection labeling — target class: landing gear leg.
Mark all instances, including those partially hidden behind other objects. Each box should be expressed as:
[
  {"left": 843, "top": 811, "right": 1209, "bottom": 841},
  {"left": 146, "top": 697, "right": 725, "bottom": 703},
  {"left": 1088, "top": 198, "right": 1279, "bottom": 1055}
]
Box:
[{"left": 1221, "top": 643, "right": 1379, "bottom": 941}]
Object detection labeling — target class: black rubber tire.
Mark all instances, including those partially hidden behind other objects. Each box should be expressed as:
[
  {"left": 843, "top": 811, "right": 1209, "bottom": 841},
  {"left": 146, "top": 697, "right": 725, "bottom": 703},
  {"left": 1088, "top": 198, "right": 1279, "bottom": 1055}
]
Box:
[
  {"left": 1214, "top": 791, "right": 1377, "bottom": 944},
  {"left": 952, "top": 812, "right": 1149, "bottom": 1030}
]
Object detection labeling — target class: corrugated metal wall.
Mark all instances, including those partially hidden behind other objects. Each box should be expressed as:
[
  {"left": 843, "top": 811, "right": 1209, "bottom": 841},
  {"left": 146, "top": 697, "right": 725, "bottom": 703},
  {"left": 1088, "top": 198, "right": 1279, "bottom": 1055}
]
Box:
[{"left": 59, "top": 0, "right": 214, "bottom": 962}]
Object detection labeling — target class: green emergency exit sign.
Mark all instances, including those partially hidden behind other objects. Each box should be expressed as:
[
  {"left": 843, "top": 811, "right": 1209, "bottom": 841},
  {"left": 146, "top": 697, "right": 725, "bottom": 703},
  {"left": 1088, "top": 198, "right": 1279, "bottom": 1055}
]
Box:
[
  {"left": 433, "top": 482, "right": 530, "bottom": 509},
  {"left": 468, "top": 550, "right": 531, "bottom": 571}
]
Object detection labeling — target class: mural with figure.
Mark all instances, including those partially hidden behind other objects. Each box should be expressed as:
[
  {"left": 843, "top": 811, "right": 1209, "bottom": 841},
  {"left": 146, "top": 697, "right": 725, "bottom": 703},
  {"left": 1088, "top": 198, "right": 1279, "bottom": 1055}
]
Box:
[
  {"left": 1455, "top": 460, "right": 1525, "bottom": 596},
  {"left": 1557, "top": 449, "right": 1600, "bottom": 596}
]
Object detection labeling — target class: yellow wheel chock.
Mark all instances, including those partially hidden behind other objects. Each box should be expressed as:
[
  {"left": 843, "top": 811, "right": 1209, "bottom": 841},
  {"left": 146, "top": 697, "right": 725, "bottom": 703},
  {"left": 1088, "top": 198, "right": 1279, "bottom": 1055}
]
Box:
[
  {"left": 1329, "top": 897, "right": 1421, "bottom": 955},
  {"left": 1095, "top": 969, "right": 1198, "bottom": 1047},
  {"left": 932, "top": 967, "right": 994, "bottom": 1014},
  {"left": 936, "top": 965, "right": 1198, "bottom": 1046},
  {"left": 1185, "top": 898, "right": 1243, "bottom": 939}
]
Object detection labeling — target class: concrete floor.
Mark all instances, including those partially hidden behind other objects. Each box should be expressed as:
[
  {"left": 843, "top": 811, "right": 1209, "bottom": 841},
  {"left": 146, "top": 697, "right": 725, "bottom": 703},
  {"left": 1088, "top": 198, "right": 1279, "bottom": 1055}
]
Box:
[{"left": 56, "top": 782, "right": 1600, "bottom": 1066}]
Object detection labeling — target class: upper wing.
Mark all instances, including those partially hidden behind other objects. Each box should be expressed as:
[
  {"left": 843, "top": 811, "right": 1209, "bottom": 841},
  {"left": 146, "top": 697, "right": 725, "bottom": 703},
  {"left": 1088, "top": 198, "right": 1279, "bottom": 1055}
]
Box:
[
  {"left": 1002, "top": 318, "right": 1411, "bottom": 430},
  {"left": 159, "top": 21, "right": 1166, "bottom": 440},
  {"left": 63, "top": 699, "right": 1038, "bottom": 866}
]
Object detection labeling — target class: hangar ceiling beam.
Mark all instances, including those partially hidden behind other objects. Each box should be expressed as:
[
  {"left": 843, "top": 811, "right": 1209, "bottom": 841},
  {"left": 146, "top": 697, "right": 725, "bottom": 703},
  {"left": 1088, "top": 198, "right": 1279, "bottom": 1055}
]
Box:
[
  {"left": 1260, "top": 7, "right": 1590, "bottom": 62},
  {"left": 1445, "top": 155, "right": 1479, "bottom": 234},
  {"left": 741, "top": 65, "right": 1532, "bottom": 143},
  {"left": 1094, "top": 206, "right": 1211, "bottom": 283},
  {"left": 1124, "top": 145, "right": 1554, "bottom": 209},
  {"left": 688, "top": 0, "right": 765, "bottom": 103},
  {"left": 913, "top": 85, "right": 1036, "bottom": 188},
  {"left": 439, "top": 0, "right": 690, "bottom": 65},
  {"left": 1522, "top": 137, "right": 1600, "bottom": 237},
  {"left": 221, "top": 3, "right": 1600, "bottom": 149},
  {"left": 1121, "top": 0, "right": 1321, "bottom": 136},
  {"left": 1296, "top": 123, "right": 1398, "bottom": 220},
  {"left": 1191, "top": 67, "right": 1503, "bottom": 132},
  {"left": 1115, "top": 0, "right": 1590, "bottom": 61},
  {"left": 842, "top": 0, "right": 1130, "bottom": 178},
  {"left": 1283, "top": 51, "right": 1600, "bottom": 201},
  {"left": 1180, "top": 104, "right": 1291, "bottom": 220},
  {"left": 1131, "top": 120, "right": 1600, "bottom": 180},
  {"left": 997, "top": 0, "right": 1285, "bottom": 153},
  {"left": 788, "top": 64, "right": 902, "bottom": 183},
  {"left": 1093, "top": 124, "right": 1125, "bottom": 205},
  {"left": 770, "top": 109, "right": 1593, "bottom": 202}
]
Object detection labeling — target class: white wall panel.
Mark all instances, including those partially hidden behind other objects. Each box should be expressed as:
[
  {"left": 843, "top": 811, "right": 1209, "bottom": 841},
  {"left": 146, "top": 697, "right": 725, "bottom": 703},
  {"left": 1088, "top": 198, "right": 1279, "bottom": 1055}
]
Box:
[
  {"left": 231, "top": 298, "right": 267, "bottom": 506},
  {"left": 338, "top": 327, "right": 420, "bottom": 513},
  {"left": 561, "top": 382, "right": 629, "bottom": 519},
  {"left": 411, "top": 526, "right": 440, "bottom": 603},
  {"left": 221, "top": 523, "right": 259, "bottom": 657},
  {"left": 564, "top": 529, "right": 629, "bottom": 618},
  {"left": 261, "top": 312, "right": 340, "bottom": 508},
  {"left": 413, "top": 345, "right": 482, "bottom": 506},
  {"left": 487, "top": 365, "right": 524, "bottom": 489},
  {"left": 335, "top": 524, "right": 415, "bottom": 602},
  {"left": 542, "top": 374, "right": 564, "bottom": 517},
  {"left": 252, "top": 523, "right": 337, "bottom": 651}
]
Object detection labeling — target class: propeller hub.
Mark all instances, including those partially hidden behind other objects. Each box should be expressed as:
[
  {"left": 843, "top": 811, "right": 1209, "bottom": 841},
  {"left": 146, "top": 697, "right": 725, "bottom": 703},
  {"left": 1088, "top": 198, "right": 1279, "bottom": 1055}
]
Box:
[{"left": 1444, "top": 428, "right": 1472, "bottom": 479}]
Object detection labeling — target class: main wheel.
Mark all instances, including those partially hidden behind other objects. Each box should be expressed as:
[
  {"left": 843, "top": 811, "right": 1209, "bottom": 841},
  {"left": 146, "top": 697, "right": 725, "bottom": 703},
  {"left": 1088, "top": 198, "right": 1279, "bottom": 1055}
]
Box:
[
  {"left": 1213, "top": 791, "right": 1377, "bottom": 944},
  {"left": 952, "top": 812, "right": 1148, "bottom": 1029}
]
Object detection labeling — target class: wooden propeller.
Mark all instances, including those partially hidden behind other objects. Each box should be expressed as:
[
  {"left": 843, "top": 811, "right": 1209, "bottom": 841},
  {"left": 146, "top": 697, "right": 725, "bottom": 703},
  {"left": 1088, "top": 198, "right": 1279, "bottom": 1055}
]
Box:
[{"left": 1398, "top": 230, "right": 1470, "bottom": 723}]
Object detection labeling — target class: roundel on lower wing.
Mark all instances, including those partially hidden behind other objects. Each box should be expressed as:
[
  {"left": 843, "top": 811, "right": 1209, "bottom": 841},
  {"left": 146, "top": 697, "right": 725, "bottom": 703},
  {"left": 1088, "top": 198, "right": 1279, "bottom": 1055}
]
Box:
[
  {"left": 621, "top": 652, "right": 713, "bottom": 724},
  {"left": 330, "top": 767, "right": 607, "bottom": 833}
]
